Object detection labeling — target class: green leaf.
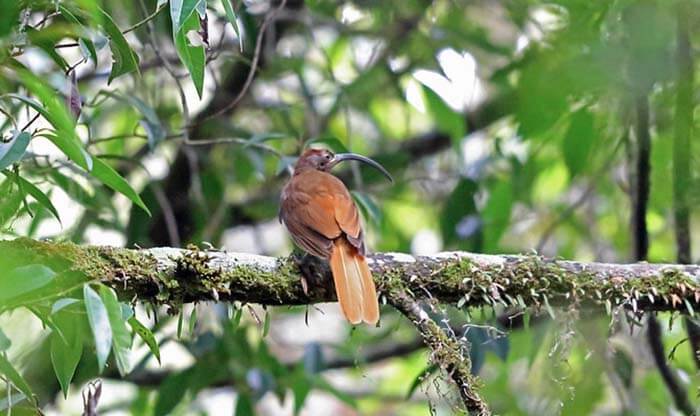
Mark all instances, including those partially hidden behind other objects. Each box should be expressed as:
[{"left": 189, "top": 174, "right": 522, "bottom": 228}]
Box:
[
  {"left": 48, "top": 170, "right": 94, "bottom": 205},
  {"left": 83, "top": 285, "right": 112, "bottom": 373},
  {"left": 0, "top": 328, "right": 10, "bottom": 351},
  {"left": 170, "top": 0, "right": 206, "bottom": 34},
  {"left": 220, "top": 0, "right": 242, "bottom": 50},
  {"left": 8, "top": 173, "right": 61, "bottom": 223},
  {"left": 351, "top": 191, "right": 381, "bottom": 227},
  {"left": 128, "top": 317, "right": 161, "bottom": 364},
  {"left": 51, "top": 298, "right": 80, "bottom": 314},
  {"left": 26, "top": 27, "right": 70, "bottom": 70},
  {"left": 59, "top": 5, "right": 100, "bottom": 65},
  {"left": 177, "top": 309, "right": 184, "bottom": 339},
  {"left": 440, "top": 178, "right": 478, "bottom": 246},
  {"left": 99, "top": 285, "right": 132, "bottom": 376},
  {"left": 234, "top": 393, "right": 254, "bottom": 416},
  {"left": 35, "top": 132, "right": 92, "bottom": 172},
  {"left": 421, "top": 85, "right": 466, "bottom": 147},
  {"left": 562, "top": 109, "right": 594, "bottom": 178},
  {"left": 98, "top": 8, "right": 140, "bottom": 83},
  {"left": 50, "top": 312, "right": 83, "bottom": 398},
  {"left": 0, "top": 132, "right": 30, "bottom": 170},
  {"left": 7, "top": 79, "right": 90, "bottom": 170},
  {"left": 105, "top": 92, "right": 167, "bottom": 151},
  {"left": 0, "top": 179, "right": 23, "bottom": 227},
  {"left": 482, "top": 179, "right": 513, "bottom": 252},
  {"left": 173, "top": 10, "right": 206, "bottom": 97},
  {"left": 121, "top": 303, "right": 134, "bottom": 320},
  {"left": 11, "top": 69, "right": 75, "bottom": 134},
  {"left": 0, "top": 353, "right": 34, "bottom": 405},
  {"left": 291, "top": 377, "right": 311, "bottom": 415},
  {"left": 262, "top": 309, "right": 270, "bottom": 338},
  {"left": 406, "top": 364, "right": 438, "bottom": 399},
  {"left": 0, "top": 0, "right": 20, "bottom": 38},
  {"left": 0, "top": 265, "right": 56, "bottom": 302},
  {"left": 91, "top": 156, "right": 150, "bottom": 215},
  {"left": 79, "top": 37, "right": 98, "bottom": 64},
  {"left": 230, "top": 306, "right": 243, "bottom": 329},
  {"left": 189, "top": 306, "right": 197, "bottom": 336},
  {"left": 154, "top": 369, "right": 191, "bottom": 416}
]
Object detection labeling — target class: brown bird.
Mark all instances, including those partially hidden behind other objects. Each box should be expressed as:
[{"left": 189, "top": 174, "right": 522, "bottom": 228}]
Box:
[{"left": 279, "top": 148, "right": 393, "bottom": 325}]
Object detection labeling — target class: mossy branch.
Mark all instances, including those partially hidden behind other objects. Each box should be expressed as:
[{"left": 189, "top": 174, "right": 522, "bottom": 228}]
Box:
[
  {"left": 388, "top": 291, "right": 489, "bottom": 415},
  {"left": 5, "top": 238, "right": 700, "bottom": 314},
  {"left": 8, "top": 237, "right": 700, "bottom": 413}
]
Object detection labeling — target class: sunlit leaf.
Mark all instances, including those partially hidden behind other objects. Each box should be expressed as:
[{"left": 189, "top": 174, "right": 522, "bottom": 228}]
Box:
[
  {"left": 99, "top": 285, "right": 132, "bottom": 376},
  {"left": 51, "top": 298, "right": 80, "bottom": 314},
  {"left": 50, "top": 311, "right": 84, "bottom": 398},
  {"left": 83, "top": 285, "right": 112, "bottom": 373},
  {"left": 0, "top": 265, "right": 55, "bottom": 302}
]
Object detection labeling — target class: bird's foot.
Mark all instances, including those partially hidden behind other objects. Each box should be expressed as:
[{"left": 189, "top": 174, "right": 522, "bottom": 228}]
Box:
[{"left": 292, "top": 251, "right": 331, "bottom": 296}]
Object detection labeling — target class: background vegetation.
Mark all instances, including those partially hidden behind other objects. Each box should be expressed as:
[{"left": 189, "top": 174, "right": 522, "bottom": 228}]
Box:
[{"left": 0, "top": 0, "right": 699, "bottom": 414}]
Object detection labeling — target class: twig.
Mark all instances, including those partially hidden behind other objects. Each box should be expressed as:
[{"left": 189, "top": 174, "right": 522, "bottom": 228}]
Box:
[
  {"left": 647, "top": 317, "right": 694, "bottom": 414},
  {"left": 151, "top": 183, "right": 181, "bottom": 247},
  {"left": 123, "top": 2, "right": 167, "bottom": 35},
  {"left": 195, "top": 0, "right": 288, "bottom": 123},
  {"left": 20, "top": 113, "right": 40, "bottom": 132},
  {"left": 180, "top": 136, "right": 284, "bottom": 159}
]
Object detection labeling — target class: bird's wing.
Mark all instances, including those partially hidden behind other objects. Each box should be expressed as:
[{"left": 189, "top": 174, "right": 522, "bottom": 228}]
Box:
[
  {"left": 329, "top": 179, "right": 365, "bottom": 255},
  {"left": 280, "top": 171, "right": 366, "bottom": 257}
]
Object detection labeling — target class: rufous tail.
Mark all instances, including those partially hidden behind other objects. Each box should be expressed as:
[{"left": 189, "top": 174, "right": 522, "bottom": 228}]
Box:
[{"left": 329, "top": 238, "right": 379, "bottom": 325}]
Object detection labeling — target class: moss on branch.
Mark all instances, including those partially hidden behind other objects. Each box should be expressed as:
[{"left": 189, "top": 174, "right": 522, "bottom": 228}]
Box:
[{"left": 3, "top": 238, "right": 700, "bottom": 315}]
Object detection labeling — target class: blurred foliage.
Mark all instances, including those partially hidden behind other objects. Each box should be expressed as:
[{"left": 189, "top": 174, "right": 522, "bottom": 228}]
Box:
[{"left": 0, "top": 0, "right": 699, "bottom": 414}]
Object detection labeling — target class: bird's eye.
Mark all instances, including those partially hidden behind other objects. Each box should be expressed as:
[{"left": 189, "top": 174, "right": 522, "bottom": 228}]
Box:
[
  {"left": 319, "top": 162, "right": 326, "bottom": 167},
  {"left": 325, "top": 154, "right": 331, "bottom": 160}
]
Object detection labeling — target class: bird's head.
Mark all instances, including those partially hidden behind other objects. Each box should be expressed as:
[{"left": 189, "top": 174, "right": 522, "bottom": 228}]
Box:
[{"left": 295, "top": 148, "right": 393, "bottom": 182}]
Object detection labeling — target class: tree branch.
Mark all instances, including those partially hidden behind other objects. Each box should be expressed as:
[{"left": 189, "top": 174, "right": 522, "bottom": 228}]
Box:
[
  {"left": 5, "top": 238, "right": 700, "bottom": 312},
  {"left": 387, "top": 291, "right": 489, "bottom": 415}
]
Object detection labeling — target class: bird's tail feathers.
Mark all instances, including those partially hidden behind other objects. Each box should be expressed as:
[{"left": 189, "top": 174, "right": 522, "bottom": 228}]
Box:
[{"left": 329, "top": 238, "right": 379, "bottom": 325}]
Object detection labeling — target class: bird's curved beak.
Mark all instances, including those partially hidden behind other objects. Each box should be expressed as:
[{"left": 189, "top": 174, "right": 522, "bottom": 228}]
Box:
[{"left": 329, "top": 153, "right": 393, "bottom": 182}]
